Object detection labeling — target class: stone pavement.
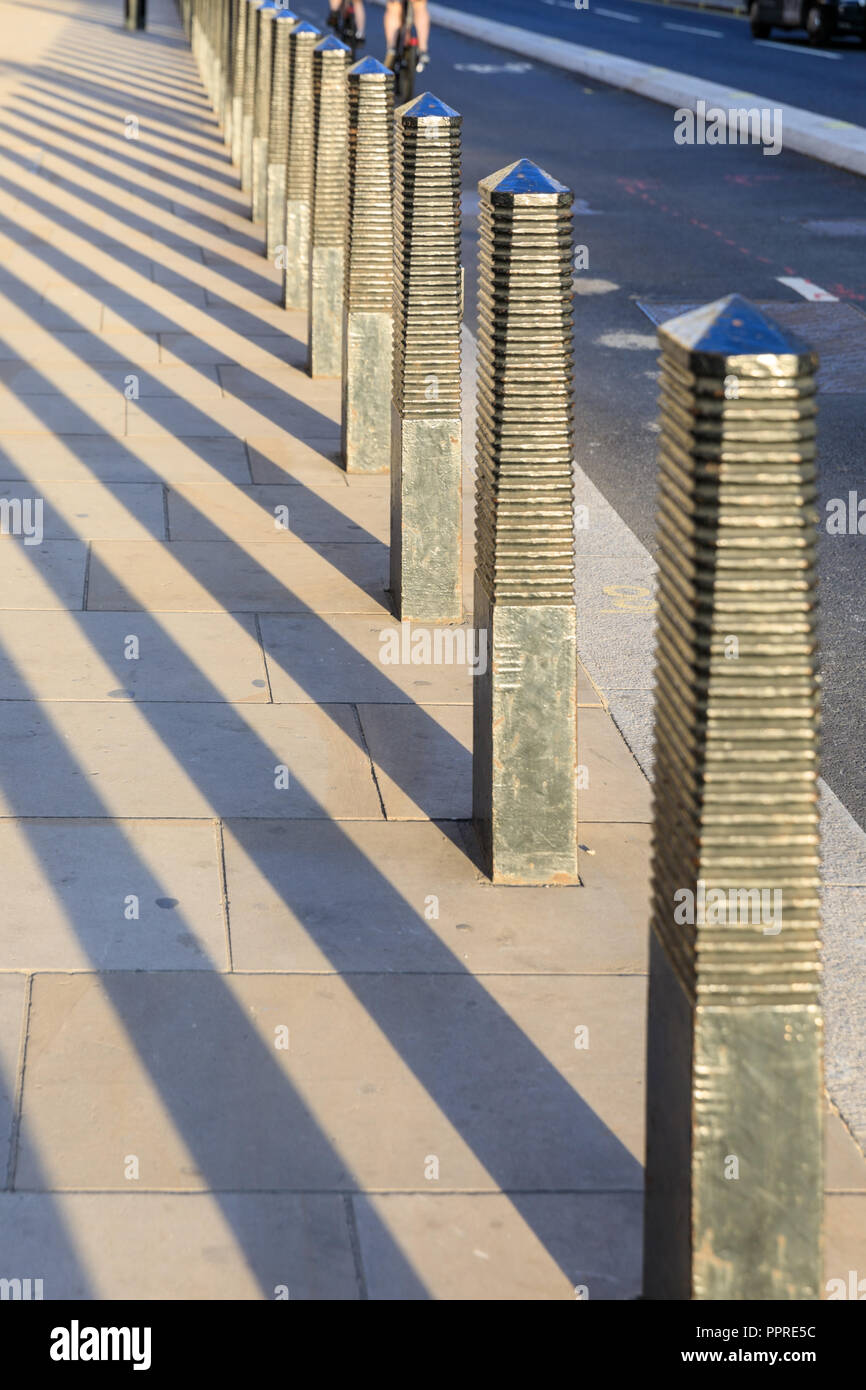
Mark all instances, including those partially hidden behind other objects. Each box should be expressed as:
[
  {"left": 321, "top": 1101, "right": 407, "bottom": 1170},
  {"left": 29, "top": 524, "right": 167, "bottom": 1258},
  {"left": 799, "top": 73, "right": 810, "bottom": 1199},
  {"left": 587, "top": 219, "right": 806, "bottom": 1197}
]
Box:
[{"left": 0, "top": 0, "right": 862, "bottom": 1301}]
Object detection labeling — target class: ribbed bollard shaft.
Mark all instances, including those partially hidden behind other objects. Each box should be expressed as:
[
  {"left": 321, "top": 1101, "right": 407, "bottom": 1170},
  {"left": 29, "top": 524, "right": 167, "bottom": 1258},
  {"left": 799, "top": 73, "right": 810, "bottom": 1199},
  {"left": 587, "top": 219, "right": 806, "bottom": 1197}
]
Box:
[
  {"left": 282, "top": 21, "right": 320, "bottom": 311},
  {"left": 230, "top": 0, "right": 248, "bottom": 166},
  {"left": 341, "top": 57, "right": 393, "bottom": 472},
  {"left": 642, "top": 294, "right": 822, "bottom": 1301},
  {"left": 251, "top": 0, "right": 278, "bottom": 223},
  {"left": 307, "top": 37, "right": 350, "bottom": 377},
  {"left": 472, "top": 158, "right": 577, "bottom": 886},
  {"left": 390, "top": 93, "right": 462, "bottom": 621},
  {"left": 241, "top": 0, "right": 262, "bottom": 194},
  {"left": 265, "top": 9, "right": 299, "bottom": 260}
]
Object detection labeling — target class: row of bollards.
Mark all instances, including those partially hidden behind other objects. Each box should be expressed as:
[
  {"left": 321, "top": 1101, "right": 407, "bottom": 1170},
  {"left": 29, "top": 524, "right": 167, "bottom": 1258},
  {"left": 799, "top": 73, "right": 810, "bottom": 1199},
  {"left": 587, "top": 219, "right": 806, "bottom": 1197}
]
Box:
[{"left": 180, "top": 0, "right": 823, "bottom": 1302}]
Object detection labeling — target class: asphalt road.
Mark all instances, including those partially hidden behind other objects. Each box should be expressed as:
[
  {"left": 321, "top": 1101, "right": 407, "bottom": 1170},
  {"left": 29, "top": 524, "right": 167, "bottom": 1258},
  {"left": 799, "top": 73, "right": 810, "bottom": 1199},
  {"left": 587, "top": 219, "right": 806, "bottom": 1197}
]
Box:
[
  {"left": 296, "top": 1, "right": 866, "bottom": 829},
  {"left": 439, "top": 0, "right": 866, "bottom": 125}
]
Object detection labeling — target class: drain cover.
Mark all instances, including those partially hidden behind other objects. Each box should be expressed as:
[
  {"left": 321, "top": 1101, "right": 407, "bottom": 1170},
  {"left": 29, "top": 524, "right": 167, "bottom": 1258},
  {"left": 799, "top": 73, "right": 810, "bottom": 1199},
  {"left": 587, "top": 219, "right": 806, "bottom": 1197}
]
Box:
[{"left": 636, "top": 300, "right": 866, "bottom": 394}]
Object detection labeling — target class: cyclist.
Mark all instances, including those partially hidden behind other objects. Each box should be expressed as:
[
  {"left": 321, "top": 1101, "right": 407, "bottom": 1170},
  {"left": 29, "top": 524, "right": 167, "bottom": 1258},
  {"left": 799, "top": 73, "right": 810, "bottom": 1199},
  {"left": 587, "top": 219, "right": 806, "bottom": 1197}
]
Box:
[
  {"left": 326, "top": 0, "right": 366, "bottom": 46},
  {"left": 384, "top": 0, "right": 429, "bottom": 73}
]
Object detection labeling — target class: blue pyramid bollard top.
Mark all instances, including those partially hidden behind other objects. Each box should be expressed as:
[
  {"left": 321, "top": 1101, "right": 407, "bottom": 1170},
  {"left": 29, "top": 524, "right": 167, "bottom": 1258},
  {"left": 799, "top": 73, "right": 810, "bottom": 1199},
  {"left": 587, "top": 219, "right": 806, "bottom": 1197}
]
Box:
[
  {"left": 402, "top": 92, "right": 460, "bottom": 121},
  {"left": 315, "top": 33, "right": 351, "bottom": 52},
  {"left": 273, "top": 5, "right": 299, "bottom": 18},
  {"left": 482, "top": 157, "right": 570, "bottom": 198},
  {"left": 291, "top": 20, "right": 321, "bottom": 34},
  {"left": 349, "top": 55, "right": 392, "bottom": 76},
  {"left": 660, "top": 294, "right": 814, "bottom": 358}
]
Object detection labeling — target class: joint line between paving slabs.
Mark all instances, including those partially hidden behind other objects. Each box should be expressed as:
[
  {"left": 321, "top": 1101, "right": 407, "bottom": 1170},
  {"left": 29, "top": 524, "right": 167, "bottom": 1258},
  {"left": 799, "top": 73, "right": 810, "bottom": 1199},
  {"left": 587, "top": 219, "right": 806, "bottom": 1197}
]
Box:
[
  {"left": 214, "top": 820, "right": 234, "bottom": 972},
  {"left": 163, "top": 484, "right": 172, "bottom": 542},
  {"left": 253, "top": 614, "right": 274, "bottom": 703},
  {"left": 343, "top": 1195, "right": 370, "bottom": 1300},
  {"left": 5, "top": 973, "right": 34, "bottom": 1191},
  {"left": 351, "top": 704, "right": 388, "bottom": 821},
  {"left": 81, "top": 542, "right": 92, "bottom": 612}
]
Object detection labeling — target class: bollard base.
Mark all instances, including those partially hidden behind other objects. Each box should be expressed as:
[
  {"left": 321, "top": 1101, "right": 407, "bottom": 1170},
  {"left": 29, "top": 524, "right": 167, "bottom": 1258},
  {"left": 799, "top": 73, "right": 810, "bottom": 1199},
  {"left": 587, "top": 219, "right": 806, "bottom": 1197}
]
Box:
[
  {"left": 266, "top": 166, "right": 287, "bottom": 262},
  {"left": 251, "top": 138, "right": 268, "bottom": 225},
  {"left": 643, "top": 929, "right": 823, "bottom": 1299},
  {"left": 472, "top": 581, "right": 579, "bottom": 885},
  {"left": 390, "top": 407, "right": 462, "bottom": 623},
  {"left": 124, "top": 0, "right": 146, "bottom": 29},
  {"left": 341, "top": 310, "right": 391, "bottom": 474},
  {"left": 230, "top": 97, "right": 244, "bottom": 168},
  {"left": 308, "top": 247, "right": 344, "bottom": 379},
  {"left": 283, "top": 200, "right": 311, "bottom": 311}
]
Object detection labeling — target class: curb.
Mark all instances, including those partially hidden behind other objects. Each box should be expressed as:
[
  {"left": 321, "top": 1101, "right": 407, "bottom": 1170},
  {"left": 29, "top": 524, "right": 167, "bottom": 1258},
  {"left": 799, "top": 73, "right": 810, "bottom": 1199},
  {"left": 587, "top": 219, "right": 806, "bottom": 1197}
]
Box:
[{"left": 377, "top": 0, "right": 866, "bottom": 178}]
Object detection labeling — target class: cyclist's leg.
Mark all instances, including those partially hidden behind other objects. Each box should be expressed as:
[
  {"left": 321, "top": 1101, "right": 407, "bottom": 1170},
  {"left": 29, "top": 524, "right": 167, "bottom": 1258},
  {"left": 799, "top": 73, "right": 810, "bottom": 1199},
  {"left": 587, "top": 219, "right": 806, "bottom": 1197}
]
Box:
[
  {"left": 353, "top": 0, "right": 366, "bottom": 39},
  {"left": 384, "top": 0, "right": 402, "bottom": 64},
  {"left": 326, "top": 0, "right": 341, "bottom": 29},
  {"left": 413, "top": 0, "right": 430, "bottom": 52}
]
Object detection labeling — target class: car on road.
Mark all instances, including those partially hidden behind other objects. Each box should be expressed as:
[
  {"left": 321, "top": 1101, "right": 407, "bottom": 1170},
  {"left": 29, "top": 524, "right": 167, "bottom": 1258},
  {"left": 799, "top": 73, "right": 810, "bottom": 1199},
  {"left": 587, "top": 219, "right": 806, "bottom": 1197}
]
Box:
[{"left": 748, "top": 0, "right": 866, "bottom": 45}]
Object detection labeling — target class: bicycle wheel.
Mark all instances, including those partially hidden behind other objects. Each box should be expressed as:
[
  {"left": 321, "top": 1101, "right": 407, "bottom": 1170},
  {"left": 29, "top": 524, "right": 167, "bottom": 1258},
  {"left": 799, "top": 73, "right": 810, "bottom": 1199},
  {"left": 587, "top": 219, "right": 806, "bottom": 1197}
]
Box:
[{"left": 397, "top": 42, "right": 417, "bottom": 100}]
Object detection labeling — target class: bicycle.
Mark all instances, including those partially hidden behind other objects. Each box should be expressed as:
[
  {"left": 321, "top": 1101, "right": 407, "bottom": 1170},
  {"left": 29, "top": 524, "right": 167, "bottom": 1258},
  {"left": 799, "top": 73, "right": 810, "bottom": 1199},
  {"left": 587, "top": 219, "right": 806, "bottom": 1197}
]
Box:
[
  {"left": 391, "top": 0, "right": 420, "bottom": 102},
  {"left": 332, "top": 0, "right": 362, "bottom": 60}
]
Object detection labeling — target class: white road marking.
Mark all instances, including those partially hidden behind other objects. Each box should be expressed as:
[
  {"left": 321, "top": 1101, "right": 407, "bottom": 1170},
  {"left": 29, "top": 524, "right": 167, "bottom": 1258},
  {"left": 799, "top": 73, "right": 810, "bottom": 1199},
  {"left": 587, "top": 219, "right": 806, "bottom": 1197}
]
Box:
[
  {"left": 596, "top": 329, "right": 657, "bottom": 348},
  {"left": 663, "top": 21, "right": 723, "bottom": 37},
  {"left": 776, "top": 276, "right": 839, "bottom": 302},
  {"left": 572, "top": 277, "right": 620, "bottom": 294},
  {"left": 594, "top": 6, "right": 641, "bottom": 20},
  {"left": 754, "top": 39, "right": 842, "bottom": 58}
]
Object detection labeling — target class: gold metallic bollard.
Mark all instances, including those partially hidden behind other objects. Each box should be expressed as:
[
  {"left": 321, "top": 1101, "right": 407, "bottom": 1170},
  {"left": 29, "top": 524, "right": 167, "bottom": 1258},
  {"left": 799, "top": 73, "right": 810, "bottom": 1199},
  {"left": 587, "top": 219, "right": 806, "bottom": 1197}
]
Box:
[
  {"left": 266, "top": 7, "right": 298, "bottom": 260},
  {"left": 241, "top": 0, "right": 263, "bottom": 196},
  {"left": 642, "top": 294, "right": 822, "bottom": 1300},
  {"left": 252, "top": 0, "right": 278, "bottom": 224},
  {"left": 308, "top": 37, "right": 350, "bottom": 378},
  {"left": 342, "top": 57, "right": 393, "bottom": 473},
  {"left": 230, "top": 0, "right": 248, "bottom": 167},
  {"left": 391, "top": 93, "right": 462, "bottom": 623},
  {"left": 472, "top": 159, "right": 578, "bottom": 886},
  {"left": 282, "top": 22, "right": 320, "bottom": 312}
]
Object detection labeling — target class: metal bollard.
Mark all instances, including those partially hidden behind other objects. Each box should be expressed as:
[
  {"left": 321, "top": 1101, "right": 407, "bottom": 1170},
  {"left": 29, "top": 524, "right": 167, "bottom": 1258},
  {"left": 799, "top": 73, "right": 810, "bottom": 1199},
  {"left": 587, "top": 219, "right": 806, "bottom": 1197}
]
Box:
[
  {"left": 125, "top": 0, "right": 147, "bottom": 29},
  {"left": 266, "top": 8, "right": 299, "bottom": 260},
  {"left": 241, "top": 0, "right": 263, "bottom": 196},
  {"left": 308, "top": 37, "right": 350, "bottom": 378},
  {"left": 251, "top": 0, "right": 278, "bottom": 224},
  {"left": 642, "top": 294, "right": 822, "bottom": 1300},
  {"left": 341, "top": 57, "right": 393, "bottom": 473},
  {"left": 282, "top": 22, "right": 320, "bottom": 312},
  {"left": 390, "top": 93, "right": 462, "bottom": 623},
  {"left": 472, "top": 159, "right": 578, "bottom": 886},
  {"left": 231, "top": 0, "right": 248, "bottom": 167}
]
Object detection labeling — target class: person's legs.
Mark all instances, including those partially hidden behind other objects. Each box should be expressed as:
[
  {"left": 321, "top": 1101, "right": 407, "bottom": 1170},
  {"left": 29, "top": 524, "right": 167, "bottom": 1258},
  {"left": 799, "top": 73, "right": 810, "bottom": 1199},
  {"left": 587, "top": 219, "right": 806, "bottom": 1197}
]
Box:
[
  {"left": 384, "top": 0, "right": 402, "bottom": 53},
  {"left": 326, "top": 0, "right": 340, "bottom": 27},
  {"left": 353, "top": 0, "right": 366, "bottom": 38},
  {"left": 412, "top": 0, "right": 430, "bottom": 51}
]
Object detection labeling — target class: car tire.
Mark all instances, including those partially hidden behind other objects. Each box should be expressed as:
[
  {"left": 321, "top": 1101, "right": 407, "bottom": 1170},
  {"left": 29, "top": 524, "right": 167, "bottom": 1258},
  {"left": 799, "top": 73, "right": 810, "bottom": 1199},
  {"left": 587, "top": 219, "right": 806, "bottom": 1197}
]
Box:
[
  {"left": 748, "top": 2, "right": 771, "bottom": 36},
  {"left": 805, "top": 3, "right": 831, "bottom": 43}
]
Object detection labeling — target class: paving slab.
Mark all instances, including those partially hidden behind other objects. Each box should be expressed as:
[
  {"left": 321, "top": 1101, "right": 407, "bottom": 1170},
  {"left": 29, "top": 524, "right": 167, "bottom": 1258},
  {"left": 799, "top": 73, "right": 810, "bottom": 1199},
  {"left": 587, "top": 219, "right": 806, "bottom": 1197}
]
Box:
[
  {"left": 0, "top": 1192, "right": 358, "bottom": 1299},
  {"left": 354, "top": 1193, "right": 643, "bottom": 1300},
  {"left": 825, "top": 1196, "right": 866, "bottom": 1286},
  {"left": 160, "top": 332, "right": 307, "bottom": 370},
  {"left": 0, "top": 329, "right": 162, "bottom": 367},
  {"left": 0, "top": 973, "right": 26, "bottom": 1181},
  {"left": 167, "top": 483, "right": 386, "bottom": 544},
  {"left": 0, "top": 480, "right": 164, "bottom": 539},
  {"left": 0, "top": 363, "right": 222, "bottom": 399},
  {"left": 578, "top": 707, "right": 653, "bottom": 824},
  {"left": 0, "top": 819, "right": 226, "bottom": 971},
  {"left": 246, "top": 436, "right": 347, "bottom": 485},
  {"left": 359, "top": 703, "right": 472, "bottom": 820},
  {"left": 217, "top": 365, "right": 342, "bottom": 414},
  {"left": 0, "top": 610, "right": 267, "bottom": 701},
  {"left": 0, "top": 702, "right": 382, "bottom": 818},
  {"left": 224, "top": 819, "right": 648, "bottom": 975},
  {"left": 87, "top": 540, "right": 388, "bottom": 613},
  {"left": 0, "top": 539, "right": 87, "bottom": 609},
  {"left": 0, "top": 434, "right": 252, "bottom": 484},
  {"left": 16, "top": 971, "right": 644, "bottom": 1192},
  {"left": 126, "top": 397, "right": 342, "bottom": 445},
  {"left": 0, "top": 391, "right": 124, "bottom": 434}
]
